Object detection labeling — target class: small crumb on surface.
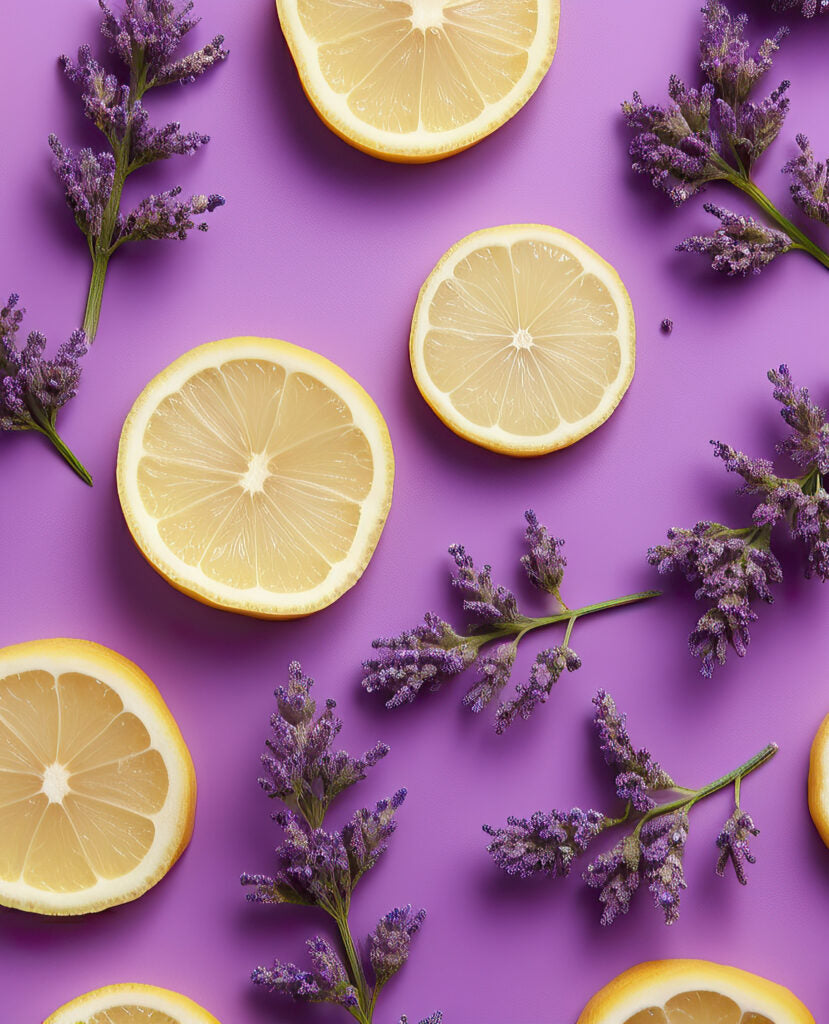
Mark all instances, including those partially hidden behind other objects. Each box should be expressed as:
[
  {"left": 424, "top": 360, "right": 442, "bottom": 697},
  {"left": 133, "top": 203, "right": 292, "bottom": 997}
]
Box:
[{"left": 660, "top": 318, "right": 673, "bottom": 334}]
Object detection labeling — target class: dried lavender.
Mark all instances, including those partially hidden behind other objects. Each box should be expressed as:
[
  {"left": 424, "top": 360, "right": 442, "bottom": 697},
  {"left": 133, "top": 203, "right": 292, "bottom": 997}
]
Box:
[
  {"left": 363, "top": 510, "right": 658, "bottom": 733},
  {"left": 650, "top": 365, "right": 829, "bottom": 675},
  {"left": 485, "top": 690, "right": 777, "bottom": 927},
  {"left": 0, "top": 294, "right": 91, "bottom": 484},
  {"left": 243, "top": 664, "right": 438, "bottom": 1024},
  {"left": 623, "top": 0, "right": 829, "bottom": 276},
  {"left": 53, "top": 0, "right": 227, "bottom": 341},
  {"left": 772, "top": 0, "right": 829, "bottom": 15}
]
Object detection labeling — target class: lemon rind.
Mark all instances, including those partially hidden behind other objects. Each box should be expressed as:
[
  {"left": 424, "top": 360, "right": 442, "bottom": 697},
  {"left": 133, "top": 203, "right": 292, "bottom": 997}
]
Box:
[{"left": 43, "top": 982, "right": 220, "bottom": 1024}]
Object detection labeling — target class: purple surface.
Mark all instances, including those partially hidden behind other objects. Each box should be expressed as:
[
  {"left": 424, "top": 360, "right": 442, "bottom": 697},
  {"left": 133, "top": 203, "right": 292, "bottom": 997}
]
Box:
[{"left": 1, "top": 1, "right": 828, "bottom": 1021}]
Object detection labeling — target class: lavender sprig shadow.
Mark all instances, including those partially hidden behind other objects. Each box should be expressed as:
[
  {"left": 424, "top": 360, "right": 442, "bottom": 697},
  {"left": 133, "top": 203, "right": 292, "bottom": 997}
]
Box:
[
  {"left": 484, "top": 691, "right": 777, "bottom": 926},
  {"left": 623, "top": 0, "right": 829, "bottom": 276},
  {"left": 52, "top": 0, "right": 228, "bottom": 340},
  {"left": 0, "top": 294, "right": 91, "bottom": 484},
  {"left": 242, "top": 663, "right": 440, "bottom": 1024},
  {"left": 649, "top": 365, "right": 829, "bottom": 676},
  {"left": 362, "top": 511, "right": 659, "bottom": 733}
]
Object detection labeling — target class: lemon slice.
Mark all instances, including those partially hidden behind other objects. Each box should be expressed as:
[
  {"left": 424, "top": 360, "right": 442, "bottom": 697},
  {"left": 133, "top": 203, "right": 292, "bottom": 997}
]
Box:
[
  {"left": 410, "top": 224, "right": 636, "bottom": 456},
  {"left": 118, "top": 337, "right": 394, "bottom": 619},
  {"left": 0, "top": 639, "right": 195, "bottom": 916},
  {"left": 577, "top": 960, "right": 814, "bottom": 1024},
  {"left": 275, "top": 0, "right": 560, "bottom": 162},
  {"left": 808, "top": 711, "right": 829, "bottom": 848},
  {"left": 43, "top": 983, "right": 220, "bottom": 1023}
]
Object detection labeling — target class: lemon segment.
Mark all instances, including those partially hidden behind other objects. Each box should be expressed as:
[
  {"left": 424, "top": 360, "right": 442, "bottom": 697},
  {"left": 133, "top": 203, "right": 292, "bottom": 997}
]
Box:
[
  {"left": 808, "top": 711, "right": 829, "bottom": 848},
  {"left": 410, "top": 224, "right": 636, "bottom": 456},
  {"left": 0, "top": 639, "right": 195, "bottom": 916},
  {"left": 117, "top": 338, "right": 394, "bottom": 619},
  {"left": 43, "top": 983, "right": 220, "bottom": 1024},
  {"left": 578, "top": 960, "right": 815, "bottom": 1024},
  {"left": 275, "top": 0, "right": 560, "bottom": 162}
]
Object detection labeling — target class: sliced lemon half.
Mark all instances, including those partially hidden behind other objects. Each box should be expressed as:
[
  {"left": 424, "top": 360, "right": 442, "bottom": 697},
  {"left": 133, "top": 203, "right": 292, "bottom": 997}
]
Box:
[
  {"left": 0, "top": 639, "right": 195, "bottom": 916},
  {"left": 43, "top": 983, "right": 220, "bottom": 1024},
  {"left": 410, "top": 224, "right": 636, "bottom": 456},
  {"left": 118, "top": 337, "right": 394, "bottom": 619},
  {"left": 275, "top": 0, "right": 560, "bottom": 162},
  {"left": 578, "top": 959, "right": 814, "bottom": 1024},
  {"left": 808, "top": 711, "right": 829, "bottom": 848}
]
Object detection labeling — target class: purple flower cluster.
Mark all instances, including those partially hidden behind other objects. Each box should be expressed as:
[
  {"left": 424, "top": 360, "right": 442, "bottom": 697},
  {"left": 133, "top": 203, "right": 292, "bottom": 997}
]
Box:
[
  {"left": 772, "top": 0, "right": 829, "bottom": 15},
  {"left": 593, "top": 691, "right": 674, "bottom": 811},
  {"left": 651, "top": 366, "right": 829, "bottom": 674},
  {"left": 52, "top": 0, "right": 227, "bottom": 341},
  {"left": 483, "top": 807, "right": 605, "bottom": 879},
  {"left": 487, "top": 692, "right": 776, "bottom": 927},
  {"left": 783, "top": 135, "right": 829, "bottom": 226},
  {"left": 623, "top": 0, "right": 829, "bottom": 278},
  {"left": 259, "top": 661, "right": 388, "bottom": 827},
  {"left": 716, "top": 810, "right": 760, "bottom": 884},
  {"left": 244, "top": 665, "right": 432, "bottom": 1023},
  {"left": 364, "top": 510, "right": 657, "bottom": 730},
  {"left": 677, "top": 203, "right": 791, "bottom": 276},
  {"left": 368, "top": 905, "right": 427, "bottom": 986},
  {"left": 0, "top": 295, "right": 86, "bottom": 433},
  {"left": 252, "top": 937, "right": 358, "bottom": 1009}
]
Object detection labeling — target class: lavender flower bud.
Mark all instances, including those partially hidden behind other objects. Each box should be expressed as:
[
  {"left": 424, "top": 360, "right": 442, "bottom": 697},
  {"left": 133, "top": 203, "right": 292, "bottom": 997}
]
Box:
[
  {"left": 768, "top": 364, "right": 829, "bottom": 474},
  {"left": 678, "top": 203, "right": 791, "bottom": 276},
  {"left": 259, "top": 662, "right": 388, "bottom": 821},
  {"left": 648, "top": 522, "right": 782, "bottom": 675},
  {"left": 772, "top": 0, "right": 828, "bottom": 14},
  {"left": 449, "top": 543, "right": 520, "bottom": 625},
  {"left": 60, "top": 45, "right": 131, "bottom": 142},
  {"left": 463, "top": 643, "right": 516, "bottom": 714},
  {"left": 100, "top": 0, "right": 201, "bottom": 82},
  {"left": 0, "top": 295, "right": 87, "bottom": 432},
  {"left": 699, "top": 1, "right": 788, "bottom": 107},
  {"left": 583, "top": 835, "right": 641, "bottom": 926},
  {"left": 639, "top": 810, "right": 689, "bottom": 925},
  {"left": 400, "top": 1016, "right": 443, "bottom": 1024},
  {"left": 593, "top": 691, "right": 674, "bottom": 808},
  {"left": 716, "top": 809, "right": 760, "bottom": 885},
  {"left": 49, "top": 136, "right": 115, "bottom": 239},
  {"left": 251, "top": 936, "right": 359, "bottom": 1009},
  {"left": 343, "top": 790, "right": 407, "bottom": 882},
  {"left": 154, "top": 35, "right": 228, "bottom": 86},
  {"left": 494, "top": 646, "right": 581, "bottom": 734},
  {"left": 120, "top": 187, "right": 225, "bottom": 243},
  {"left": 363, "top": 613, "right": 477, "bottom": 708},
  {"left": 483, "top": 807, "right": 605, "bottom": 879},
  {"left": 521, "top": 509, "right": 566, "bottom": 595},
  {"left": 130, "top": 104, "right": 211, "bottom": 166},
  {"left": 369, "top": 905, "right": 426, "bottom": 986},
  {"left": 784, "top": 134, "right": 829, "bottom": 224}
]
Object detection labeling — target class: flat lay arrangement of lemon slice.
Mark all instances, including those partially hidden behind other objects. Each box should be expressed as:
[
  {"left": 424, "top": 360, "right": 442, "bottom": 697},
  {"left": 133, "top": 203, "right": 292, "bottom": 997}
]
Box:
[
  {"left": 577, "top": 959, "right": 815, "bottom": 1024},
  {"left": 43, "top": 983, "right": 221, "bottom": 1024},
  {"left": 0, "top": 639, "right": 195, "bottom": 916},
  {"left": 118, "top": 337, "right": 394, "bottom": 619},
  {"left": 410, "top": 224, "right": 636, "bottom": 456},
  {"left": 275, "top": 0, "right": 560, "bottom": 162},
  {"left": 808, "top": 711, "right": 829, "bottom": 848}
]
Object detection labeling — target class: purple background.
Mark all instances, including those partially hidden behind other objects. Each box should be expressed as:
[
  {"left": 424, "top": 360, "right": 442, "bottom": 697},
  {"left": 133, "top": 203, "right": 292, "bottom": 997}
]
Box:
[{"left": 1, "top": 1, "right": 828, "bottom": 1021}]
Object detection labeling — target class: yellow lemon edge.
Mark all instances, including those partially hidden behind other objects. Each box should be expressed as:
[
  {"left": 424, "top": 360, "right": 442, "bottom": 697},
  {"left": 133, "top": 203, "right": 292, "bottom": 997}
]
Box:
[
  {"left": 117, "top": 337, "right": 395, "bottom": 620},
  {"left": 409, "top": 224, "right": 636, "bottom": 457},
  {"left": 0, "top": 638, "right": 196, "bottom": 916},
  {"left": 274, "top": 0, "right": 560, "bottom": 163},
  {"left": 42, "top": 983, "right": 220, "bottom": 1024},
  {"left": 808, "top": 711, "right": 829, "bottom": 848},
  {"left": 577, "top": 959, "right": 815, "bottom": 1024}
]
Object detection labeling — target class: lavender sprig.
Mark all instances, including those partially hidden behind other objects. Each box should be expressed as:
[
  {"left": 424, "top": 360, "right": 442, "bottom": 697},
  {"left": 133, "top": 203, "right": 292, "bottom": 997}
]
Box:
[
  {"left": 0, "top": 294, "right": 91, "bottom": 484},
  {"left": 52, "top": 0, "right": 227, "bottom": 341},
  {"left": 243, "top": 664, "right": 434, "bottom": 1024},
  {"left": 650, "top": 365, "right": 829, "bottom": 675},
  {"left": 772, "top": 0, "right": 829, "bottom": 15},
  {"left": 623, "top": 0, "right": 829, "bottom": 277},
  {"left": 485, "top": 690, "right": 777, "bottom": 927},
  {"left": 363, "top": 510, "right": 658, "bottom": 732}
]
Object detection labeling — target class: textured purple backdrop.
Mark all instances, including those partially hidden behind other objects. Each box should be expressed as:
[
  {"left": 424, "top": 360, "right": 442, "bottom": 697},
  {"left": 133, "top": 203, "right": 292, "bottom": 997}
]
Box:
[{"left": 1, "top": 1, "right": 828, "bottom": 1021}]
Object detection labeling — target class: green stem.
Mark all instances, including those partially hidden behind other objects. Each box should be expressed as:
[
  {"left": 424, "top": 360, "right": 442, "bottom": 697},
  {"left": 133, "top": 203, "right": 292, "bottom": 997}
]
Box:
[
  {"left": 634, "top": 742, "right": 778, "bottom": 837},
  {"left": 82, "top": 251, "right": 111, "bottom": 341},
  {"left": 729, "top": 174, "right": 829, "bottom": 272},
  {"left": 335, "top": 911, "right": 372, "bottom": 1024},
  {"left": 26, "top": 403, "right": 93, "bottom": 486}
]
